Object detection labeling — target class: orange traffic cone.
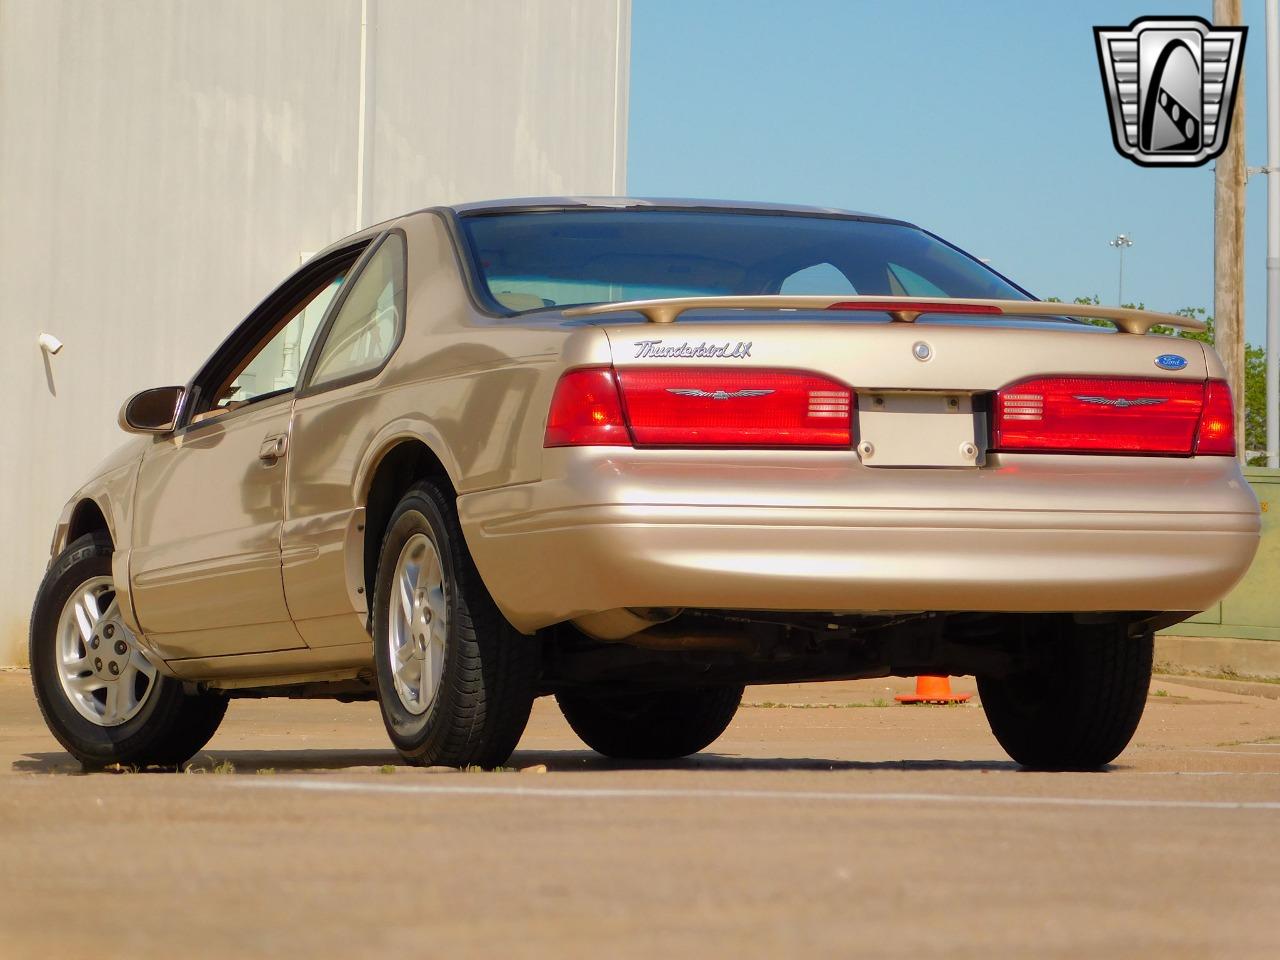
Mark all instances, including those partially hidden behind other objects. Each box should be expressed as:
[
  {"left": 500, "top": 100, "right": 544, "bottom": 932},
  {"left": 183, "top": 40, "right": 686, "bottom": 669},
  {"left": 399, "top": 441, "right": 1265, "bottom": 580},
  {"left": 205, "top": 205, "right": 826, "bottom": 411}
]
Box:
[{"left": 894, "top": 675, "right": 972, "bottom": 704}]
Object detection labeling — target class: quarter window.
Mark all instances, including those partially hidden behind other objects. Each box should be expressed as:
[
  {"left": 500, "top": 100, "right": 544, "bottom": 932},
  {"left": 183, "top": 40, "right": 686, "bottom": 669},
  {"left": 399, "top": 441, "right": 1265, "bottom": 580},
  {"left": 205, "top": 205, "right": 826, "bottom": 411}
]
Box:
[{"left": 309, "top": 233, "right": 405, "bottom": 388}]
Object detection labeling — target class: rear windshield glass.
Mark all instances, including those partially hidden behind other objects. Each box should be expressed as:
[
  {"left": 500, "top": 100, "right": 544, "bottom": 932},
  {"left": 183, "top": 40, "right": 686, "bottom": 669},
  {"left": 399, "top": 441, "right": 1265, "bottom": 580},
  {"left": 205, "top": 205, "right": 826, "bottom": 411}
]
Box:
[{"left": 459, "top": 210, "right": 1028, "bottom": 313}]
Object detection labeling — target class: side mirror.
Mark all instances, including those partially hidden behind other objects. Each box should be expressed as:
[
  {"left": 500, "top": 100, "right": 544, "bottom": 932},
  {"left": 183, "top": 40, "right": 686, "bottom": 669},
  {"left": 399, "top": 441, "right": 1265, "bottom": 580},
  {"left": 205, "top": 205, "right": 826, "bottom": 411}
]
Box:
[{"left": 119, "top": 386, "right": 184, "bottom": 435}]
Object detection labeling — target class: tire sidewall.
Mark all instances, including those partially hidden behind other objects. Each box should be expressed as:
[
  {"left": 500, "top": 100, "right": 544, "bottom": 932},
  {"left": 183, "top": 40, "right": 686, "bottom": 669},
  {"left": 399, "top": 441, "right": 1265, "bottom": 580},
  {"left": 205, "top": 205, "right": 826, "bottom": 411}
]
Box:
[
  {"left": 372, "top": 488, "right": 460, "bottom": 752},
  {"left": 30, "top": 536, "right": 179, "bottom": 764}
]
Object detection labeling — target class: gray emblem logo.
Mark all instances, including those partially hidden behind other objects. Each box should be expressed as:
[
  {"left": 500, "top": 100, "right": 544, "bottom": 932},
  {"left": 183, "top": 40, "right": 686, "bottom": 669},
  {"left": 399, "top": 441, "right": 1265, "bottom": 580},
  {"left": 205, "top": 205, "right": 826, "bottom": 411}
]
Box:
[
  {"left": 666, "top": 388, "right": 775, "bottom": 401},
  {"left": 1074, "top": 395, "right": 1167, "bottom": 409},
  {"left": 1094, "top": 16, "right": 1246, "bottom": 167}
]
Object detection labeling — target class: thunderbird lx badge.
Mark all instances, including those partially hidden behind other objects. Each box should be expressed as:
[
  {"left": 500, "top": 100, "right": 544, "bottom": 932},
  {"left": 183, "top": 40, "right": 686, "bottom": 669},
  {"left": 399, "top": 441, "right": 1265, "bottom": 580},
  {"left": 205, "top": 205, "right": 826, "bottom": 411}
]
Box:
[
  {"left": 1094, "top": 16, "right": 1246, "bottom": 167},
  {"left": 633, "top": 339, "right": 753, "bottom": 359}
]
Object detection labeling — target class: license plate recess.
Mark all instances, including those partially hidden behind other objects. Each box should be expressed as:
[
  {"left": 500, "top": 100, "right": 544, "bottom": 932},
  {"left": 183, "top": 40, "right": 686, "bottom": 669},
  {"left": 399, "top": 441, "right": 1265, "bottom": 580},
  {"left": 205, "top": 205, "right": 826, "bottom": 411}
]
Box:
[{"left": 856, "top": 392, "right": 984, "bottom": 467}]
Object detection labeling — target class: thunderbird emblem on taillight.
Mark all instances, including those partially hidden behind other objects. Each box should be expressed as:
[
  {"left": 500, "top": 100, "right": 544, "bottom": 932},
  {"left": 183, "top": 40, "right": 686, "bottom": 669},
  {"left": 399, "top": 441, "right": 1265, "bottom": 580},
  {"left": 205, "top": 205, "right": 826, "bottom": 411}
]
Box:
[
  {"left": 1073, "top": 395, "right": 1167, "bottom": 408},
  {"left": 666, "top": 388, "right": 775, "bottom": 400}
]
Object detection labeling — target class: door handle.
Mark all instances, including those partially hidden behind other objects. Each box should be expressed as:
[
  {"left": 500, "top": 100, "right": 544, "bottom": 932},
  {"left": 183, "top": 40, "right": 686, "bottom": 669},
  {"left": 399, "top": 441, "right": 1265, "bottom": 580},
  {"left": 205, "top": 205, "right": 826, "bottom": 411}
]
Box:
[{"left": 258, "top": 434, "right": 288, "bottom": 464}]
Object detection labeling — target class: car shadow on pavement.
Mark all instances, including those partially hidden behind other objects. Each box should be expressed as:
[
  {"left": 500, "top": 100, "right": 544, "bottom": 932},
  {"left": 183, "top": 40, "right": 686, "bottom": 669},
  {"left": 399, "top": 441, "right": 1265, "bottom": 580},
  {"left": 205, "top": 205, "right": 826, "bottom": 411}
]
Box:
[
  {"left": 510, "top": 750, "right": 1024, "bottom": 773},
  {"left": 15, "top": 749, "right": 1060, "bottom": 775},
  {"left": 13, "top": 748, "right": 404, "bottom": 775}
]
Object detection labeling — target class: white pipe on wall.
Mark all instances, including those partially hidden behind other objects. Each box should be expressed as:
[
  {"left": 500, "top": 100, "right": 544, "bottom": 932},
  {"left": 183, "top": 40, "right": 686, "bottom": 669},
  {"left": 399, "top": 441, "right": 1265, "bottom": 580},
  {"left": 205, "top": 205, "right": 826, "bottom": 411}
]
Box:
[{"left": 354, "top": 0, "right": 372, "bottom": 230}]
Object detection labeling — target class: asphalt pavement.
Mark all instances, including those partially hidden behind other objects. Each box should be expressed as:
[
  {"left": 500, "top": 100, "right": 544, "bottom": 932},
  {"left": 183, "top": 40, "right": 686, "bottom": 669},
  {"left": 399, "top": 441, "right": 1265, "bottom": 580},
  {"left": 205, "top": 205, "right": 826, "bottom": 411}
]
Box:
[{"left": 1, "top": 669, "right": 1277, "bottom": 959}]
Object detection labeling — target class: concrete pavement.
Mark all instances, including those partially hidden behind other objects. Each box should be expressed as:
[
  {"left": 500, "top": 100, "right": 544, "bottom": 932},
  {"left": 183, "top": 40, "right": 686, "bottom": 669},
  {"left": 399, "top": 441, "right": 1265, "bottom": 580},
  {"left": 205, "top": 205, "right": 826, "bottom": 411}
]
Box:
[{"left": 1, "top": 669, "right": 1277, "bottom": 959}]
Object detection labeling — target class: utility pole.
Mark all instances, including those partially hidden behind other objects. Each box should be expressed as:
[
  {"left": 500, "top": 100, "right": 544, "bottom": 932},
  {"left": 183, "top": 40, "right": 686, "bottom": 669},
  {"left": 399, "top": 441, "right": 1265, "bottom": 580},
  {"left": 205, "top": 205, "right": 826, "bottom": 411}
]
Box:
[
  {"left": 1214, "top": 0, "right": 1248, "bottom": 462},
  {"left": 1109, "top": 233, "right": 1133, "bottom": 304},
  {"left": 1267, "top": 0, "right": 1279, "bottom": 467}
]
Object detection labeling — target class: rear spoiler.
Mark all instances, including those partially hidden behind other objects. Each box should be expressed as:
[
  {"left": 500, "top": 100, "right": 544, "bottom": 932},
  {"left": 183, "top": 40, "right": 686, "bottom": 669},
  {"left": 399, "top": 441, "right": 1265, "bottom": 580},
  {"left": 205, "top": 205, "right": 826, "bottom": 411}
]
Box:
[{"left": 562, "top": 296, "right": 1205, "bottom": 336}]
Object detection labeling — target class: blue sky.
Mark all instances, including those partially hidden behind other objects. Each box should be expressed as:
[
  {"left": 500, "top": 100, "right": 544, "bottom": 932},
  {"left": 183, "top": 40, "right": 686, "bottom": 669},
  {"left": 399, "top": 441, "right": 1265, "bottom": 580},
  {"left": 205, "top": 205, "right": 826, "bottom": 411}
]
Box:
[{"left": 628, "top": 0, "right": 1275, "bottom": 343}]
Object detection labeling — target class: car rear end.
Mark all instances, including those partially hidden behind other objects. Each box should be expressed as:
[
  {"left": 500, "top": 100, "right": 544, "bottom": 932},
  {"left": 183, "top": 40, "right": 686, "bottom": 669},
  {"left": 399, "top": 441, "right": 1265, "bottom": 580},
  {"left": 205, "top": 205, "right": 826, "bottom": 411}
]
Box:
[
  {"left": 460, "top": 314, "right": 1258, "bottom": 633},
  {"left": 450, "top": 202, "right": 1259, "bottom": 636}
]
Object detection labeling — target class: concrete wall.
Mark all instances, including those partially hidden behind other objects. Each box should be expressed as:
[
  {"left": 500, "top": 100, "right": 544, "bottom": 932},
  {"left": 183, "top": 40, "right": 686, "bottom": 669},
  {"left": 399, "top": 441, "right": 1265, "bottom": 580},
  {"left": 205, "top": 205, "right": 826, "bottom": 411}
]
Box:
[{"left": 0, "top": 0, "right": 630, "bottom": 664}]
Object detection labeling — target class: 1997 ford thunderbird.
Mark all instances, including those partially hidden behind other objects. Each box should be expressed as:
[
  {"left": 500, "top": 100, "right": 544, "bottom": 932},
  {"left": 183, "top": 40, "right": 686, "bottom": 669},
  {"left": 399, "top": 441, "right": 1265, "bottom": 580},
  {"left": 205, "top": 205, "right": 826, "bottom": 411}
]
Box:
[{"left": 31, "top": 198, "right": 1260, "bottom": 771}]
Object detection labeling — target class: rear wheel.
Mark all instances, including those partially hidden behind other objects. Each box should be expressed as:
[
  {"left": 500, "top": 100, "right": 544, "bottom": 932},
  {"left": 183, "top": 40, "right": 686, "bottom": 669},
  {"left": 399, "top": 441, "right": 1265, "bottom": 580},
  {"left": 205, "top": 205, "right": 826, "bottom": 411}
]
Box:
[
  {"left": 557, "top": 685, "right": 743, "bottom": 760},
  {"left": 30, "top": 533, "right": 228, "bottom": 769},
  {"left": 978, "top": 622, "right": 1152, "bottom": 770},
  {"left": 372, "top": 481, "right": 538, "bottom": 768}
]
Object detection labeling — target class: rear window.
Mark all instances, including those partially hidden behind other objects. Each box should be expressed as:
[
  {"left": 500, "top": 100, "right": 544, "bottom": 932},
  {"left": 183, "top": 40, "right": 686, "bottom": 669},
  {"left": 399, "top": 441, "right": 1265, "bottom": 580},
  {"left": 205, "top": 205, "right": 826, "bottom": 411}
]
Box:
[{"left": 459, "top": 209, "right": 1028, "bottom": 314}]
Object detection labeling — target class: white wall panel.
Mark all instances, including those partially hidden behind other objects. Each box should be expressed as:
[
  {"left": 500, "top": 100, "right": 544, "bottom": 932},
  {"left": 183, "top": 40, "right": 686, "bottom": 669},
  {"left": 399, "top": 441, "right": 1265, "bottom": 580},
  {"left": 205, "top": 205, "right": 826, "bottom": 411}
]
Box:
[{"left": 0, "top": 0, "right": 630, "bottom": 663}]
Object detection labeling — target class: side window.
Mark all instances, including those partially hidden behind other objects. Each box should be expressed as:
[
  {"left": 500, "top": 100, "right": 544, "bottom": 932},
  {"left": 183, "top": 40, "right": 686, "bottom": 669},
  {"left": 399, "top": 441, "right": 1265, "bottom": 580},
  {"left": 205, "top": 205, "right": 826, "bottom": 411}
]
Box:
[
  {"left": 778, "top": 262, "right": 857, "bottom": 295},
  {"left": 188, "top": 263, "right": 351, "bottom": 426},
  {"left": 308, "top": 233, "right": 405, "bottom": 389},
  {"left": 228, "top": 274, "right": 346, "bottom": 405}
]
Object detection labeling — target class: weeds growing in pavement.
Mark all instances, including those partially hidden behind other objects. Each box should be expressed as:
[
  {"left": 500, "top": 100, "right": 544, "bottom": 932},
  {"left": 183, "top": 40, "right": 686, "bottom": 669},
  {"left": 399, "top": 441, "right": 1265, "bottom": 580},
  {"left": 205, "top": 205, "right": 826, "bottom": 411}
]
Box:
[{"left": 743, "top": 700, "right": 893, "bottom": 709}]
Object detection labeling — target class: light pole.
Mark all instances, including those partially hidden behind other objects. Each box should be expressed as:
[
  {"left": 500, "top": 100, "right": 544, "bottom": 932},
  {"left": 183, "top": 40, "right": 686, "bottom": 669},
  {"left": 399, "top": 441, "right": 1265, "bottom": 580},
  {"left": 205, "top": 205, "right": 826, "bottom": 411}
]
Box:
[{"left": 1109, "top": 233, "right": 1133, "bottom": 305}]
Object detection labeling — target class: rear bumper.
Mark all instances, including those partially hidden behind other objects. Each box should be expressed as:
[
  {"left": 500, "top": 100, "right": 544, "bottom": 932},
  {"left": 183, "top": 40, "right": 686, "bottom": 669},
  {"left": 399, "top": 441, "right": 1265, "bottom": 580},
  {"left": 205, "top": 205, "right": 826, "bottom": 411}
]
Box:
[{"left": 458, "top": 449, "right": 1260, "bottom": 634}]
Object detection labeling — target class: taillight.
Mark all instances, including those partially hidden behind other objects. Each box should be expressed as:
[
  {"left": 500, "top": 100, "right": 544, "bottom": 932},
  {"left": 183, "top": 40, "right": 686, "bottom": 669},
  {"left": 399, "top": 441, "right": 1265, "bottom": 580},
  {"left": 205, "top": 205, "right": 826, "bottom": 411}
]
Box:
[
  {"left": 991, "top": 376, "right": 1234, "bottom": 456},
  {"left": 544, "top": 367, "right": 629, "bottom": 447},
  {"left": 618, "top": 368, "right": 852, "bottom": 447},
  {"left": 1195, "top": 379, "right": 1236, "bottom": 455},
  {"left": 544, "top": 366, "right": 853, "bottom": 448}
]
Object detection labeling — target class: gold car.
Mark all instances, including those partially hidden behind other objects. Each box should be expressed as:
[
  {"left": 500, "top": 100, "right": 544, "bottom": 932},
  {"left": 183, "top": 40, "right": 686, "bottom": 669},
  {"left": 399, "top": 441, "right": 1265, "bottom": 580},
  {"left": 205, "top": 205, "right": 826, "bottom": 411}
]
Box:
[{"left": 30, "top": 199, "right": 1260, "bottom": 771}]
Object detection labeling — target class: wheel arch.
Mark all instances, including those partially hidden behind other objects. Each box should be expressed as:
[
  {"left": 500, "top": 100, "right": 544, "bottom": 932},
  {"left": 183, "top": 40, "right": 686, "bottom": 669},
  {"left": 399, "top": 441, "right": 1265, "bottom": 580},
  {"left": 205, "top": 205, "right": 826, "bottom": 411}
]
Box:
[
  {"left": 358, "top": 434, "right": 457, "bottom": 608},
  {"left": 66, "top": 498, "right": 113, "bottom": 548},
  {"left": 53, "top": 496, "right": 117, "bottom": 559}
]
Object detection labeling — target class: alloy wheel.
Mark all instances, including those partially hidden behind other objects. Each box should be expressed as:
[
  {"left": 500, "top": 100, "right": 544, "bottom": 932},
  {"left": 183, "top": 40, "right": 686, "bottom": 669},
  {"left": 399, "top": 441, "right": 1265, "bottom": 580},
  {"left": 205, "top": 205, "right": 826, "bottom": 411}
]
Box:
[
  {"left": 387, "top": 532, "right": 449, "bottom": 715},
  {"left": 55, "top": 576, "right": 158, "bottom": 726}
]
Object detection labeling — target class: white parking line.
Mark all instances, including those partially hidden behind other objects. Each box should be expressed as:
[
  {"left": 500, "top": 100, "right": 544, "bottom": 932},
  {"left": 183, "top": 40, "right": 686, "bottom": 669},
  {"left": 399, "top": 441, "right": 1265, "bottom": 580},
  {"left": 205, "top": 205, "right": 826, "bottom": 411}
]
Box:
[
  {"left": 1135, "top": 770, "right": 1280, "bottom": 776},
  {"left": 226, "top": 777, "right": 1280, "bottom": 811}
]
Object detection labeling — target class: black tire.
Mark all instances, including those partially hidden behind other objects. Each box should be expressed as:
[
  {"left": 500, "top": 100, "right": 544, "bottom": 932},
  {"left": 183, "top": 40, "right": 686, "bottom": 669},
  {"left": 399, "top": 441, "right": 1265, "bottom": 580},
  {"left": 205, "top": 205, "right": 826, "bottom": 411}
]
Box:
[
  {"left": 30, "top": 533, "right": 228, "bottom": 770},
  {"left": 977, "top": 621, "right": 1153, "bottom": 770},
  {"left": 372, "top": 481, "right": 538, "bottom": 768},
  {"left": 556, "top": 685, "right": 744, "bottom": 760}
]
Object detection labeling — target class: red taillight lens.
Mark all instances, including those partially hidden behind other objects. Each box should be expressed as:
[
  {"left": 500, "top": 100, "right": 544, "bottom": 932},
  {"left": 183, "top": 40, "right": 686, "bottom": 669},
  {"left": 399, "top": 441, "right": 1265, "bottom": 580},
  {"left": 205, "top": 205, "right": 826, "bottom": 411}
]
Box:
[
  {"left": 544, "top": 366, "right": 854, "bottom": 448},
  {"left": 1195, "top": 379, "right": 1236, "bottom": 455},
  {"left": 991, "top": 376, "right": 1231, "bottom": 456},
  {"left": 544, "top": 367, "right": 629, "bottom": 447},
  {"left": 617, "top": 368, "right": 852, "bottom": 447}
]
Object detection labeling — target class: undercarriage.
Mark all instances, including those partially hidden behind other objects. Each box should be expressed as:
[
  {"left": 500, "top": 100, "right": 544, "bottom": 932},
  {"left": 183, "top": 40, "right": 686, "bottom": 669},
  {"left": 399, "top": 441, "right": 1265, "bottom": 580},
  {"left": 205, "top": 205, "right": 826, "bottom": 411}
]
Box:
[{"left": 538, "top": 609, "right": 1174, "bottom": 694}]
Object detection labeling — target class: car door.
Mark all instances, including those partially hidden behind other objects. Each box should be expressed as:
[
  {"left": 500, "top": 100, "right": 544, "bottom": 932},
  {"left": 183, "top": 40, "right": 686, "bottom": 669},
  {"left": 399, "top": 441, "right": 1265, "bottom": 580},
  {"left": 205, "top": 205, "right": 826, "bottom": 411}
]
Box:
[
  {"left": 128, "top": 248, "right": 361, "bottom": 661},
  {"left": 280, "top": 230, "right": 407, "bottom": 649}
]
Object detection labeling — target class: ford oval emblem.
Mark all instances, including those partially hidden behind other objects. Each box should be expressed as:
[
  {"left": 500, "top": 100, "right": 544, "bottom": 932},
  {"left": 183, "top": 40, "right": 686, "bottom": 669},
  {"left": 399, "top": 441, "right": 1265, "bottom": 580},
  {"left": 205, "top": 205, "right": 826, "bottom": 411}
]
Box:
[{"left": 1155, "top": 353, "right": 1187, "bottom": 371}]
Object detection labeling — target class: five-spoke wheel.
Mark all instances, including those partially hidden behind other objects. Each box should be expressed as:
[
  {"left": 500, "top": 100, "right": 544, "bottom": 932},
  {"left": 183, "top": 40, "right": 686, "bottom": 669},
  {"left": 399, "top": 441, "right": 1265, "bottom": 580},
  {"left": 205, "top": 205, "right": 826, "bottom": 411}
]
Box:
[
  {"left": 31, "top": 532, "right": 229, "bottom": 769},
  {"left": 56, "top": 575, "right": 158, "bottom": 726},
  {"left": 372, "top": 481, "right": 537, "bottom": 768},
  {"left": 387, "top": 533, "right": 449, "bottom": 715}
]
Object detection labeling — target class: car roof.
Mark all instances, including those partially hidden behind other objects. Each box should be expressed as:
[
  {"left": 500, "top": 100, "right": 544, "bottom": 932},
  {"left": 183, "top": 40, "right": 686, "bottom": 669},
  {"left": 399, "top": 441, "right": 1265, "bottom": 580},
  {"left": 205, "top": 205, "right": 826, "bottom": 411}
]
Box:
[
  {"left": 446, "top": 196, "right": 915, "bottom": 227},
  {"left": 312, "top": 197, "right": 918, "bottom": 262}
]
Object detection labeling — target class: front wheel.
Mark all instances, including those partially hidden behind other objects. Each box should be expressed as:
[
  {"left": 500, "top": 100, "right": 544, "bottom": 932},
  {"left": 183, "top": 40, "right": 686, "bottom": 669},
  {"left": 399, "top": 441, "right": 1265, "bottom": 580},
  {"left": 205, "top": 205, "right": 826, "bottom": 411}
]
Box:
[
  {"left": 977, "top": 622, "right": 1153, "bottom": 770},
  {"left": 372, "top": 481, "right": 538, "bottom": 769},
  {"left": 30, "top": 533, "right": 228, "bottom": 769},
  {"left": 557, "top": 685, "right": 744, "bottom": 760}
]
